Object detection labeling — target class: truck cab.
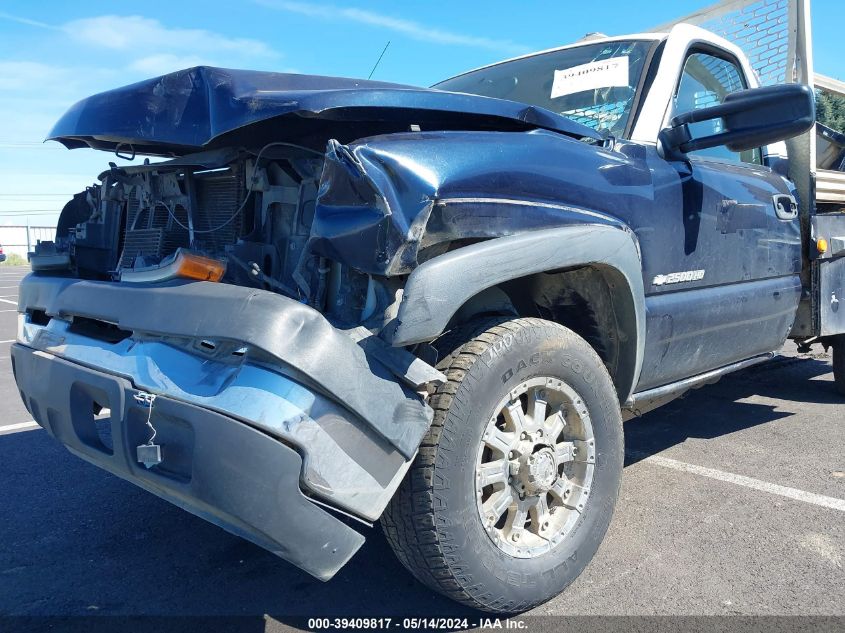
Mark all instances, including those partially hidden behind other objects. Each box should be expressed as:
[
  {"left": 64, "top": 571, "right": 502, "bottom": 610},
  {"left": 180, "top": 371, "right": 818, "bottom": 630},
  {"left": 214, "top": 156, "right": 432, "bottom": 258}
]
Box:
[{"left": 432, "top": 22, "right": 815, "bottom": 407}]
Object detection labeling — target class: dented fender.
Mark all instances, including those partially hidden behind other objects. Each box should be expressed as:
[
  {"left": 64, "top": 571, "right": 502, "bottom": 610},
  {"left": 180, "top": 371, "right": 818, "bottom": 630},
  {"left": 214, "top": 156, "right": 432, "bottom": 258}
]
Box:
[
  {"left": 310, "top": 130, "right": 653, "bottom": 277},
  {"left": 388, "top": 224, "right": 646, "bottom": 403}
]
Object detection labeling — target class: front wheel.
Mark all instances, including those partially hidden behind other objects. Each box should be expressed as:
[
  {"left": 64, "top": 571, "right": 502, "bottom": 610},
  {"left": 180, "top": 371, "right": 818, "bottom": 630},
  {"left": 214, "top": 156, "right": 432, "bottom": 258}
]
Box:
[{"left": 381, "top": 318, "right": 624, "bottom": 613}]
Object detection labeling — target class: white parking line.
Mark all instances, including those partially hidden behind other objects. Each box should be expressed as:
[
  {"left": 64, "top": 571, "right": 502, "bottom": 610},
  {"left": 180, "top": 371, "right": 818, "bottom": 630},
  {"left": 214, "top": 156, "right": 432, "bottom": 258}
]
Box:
[
  {"left": 0, "top": 298, "right": 16, "bottom": 305},
  {"left": 0, "top": 421, "right": 40, "bottom": 433},
  {"left": 0, "top": 340, "right": 14, "bottom": 344},
  {"left": 642, "top": 454, "right": 845, "bottom": 513},
  {"left": 0, "top": 309, "right": 18, "bottom": 312}
]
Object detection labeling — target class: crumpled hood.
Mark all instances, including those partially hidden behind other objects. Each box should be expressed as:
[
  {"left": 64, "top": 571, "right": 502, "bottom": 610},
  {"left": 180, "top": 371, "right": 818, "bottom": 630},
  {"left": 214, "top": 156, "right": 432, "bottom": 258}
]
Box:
[{"left": 47, "top": 66, "right": 601, "bottom": 155}]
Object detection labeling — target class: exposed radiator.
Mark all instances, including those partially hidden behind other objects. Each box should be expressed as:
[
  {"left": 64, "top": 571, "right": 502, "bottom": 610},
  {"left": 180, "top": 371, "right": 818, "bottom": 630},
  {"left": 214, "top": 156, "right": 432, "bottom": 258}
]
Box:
[
  {"left": 192, "top": 166, "right": 244, "bottom": 253},
  {"left": 120, "top": 228, "right": 164, "bottom": 268},
  {"left": 119, "top": 165, "right": 244, "bottom": 269}
]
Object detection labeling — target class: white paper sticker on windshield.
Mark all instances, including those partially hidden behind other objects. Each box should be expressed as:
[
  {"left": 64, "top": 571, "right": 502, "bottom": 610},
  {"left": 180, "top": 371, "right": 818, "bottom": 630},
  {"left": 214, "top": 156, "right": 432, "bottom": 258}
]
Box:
[{"left": 551, "top": 56, "right": 630, "bottom": 99}]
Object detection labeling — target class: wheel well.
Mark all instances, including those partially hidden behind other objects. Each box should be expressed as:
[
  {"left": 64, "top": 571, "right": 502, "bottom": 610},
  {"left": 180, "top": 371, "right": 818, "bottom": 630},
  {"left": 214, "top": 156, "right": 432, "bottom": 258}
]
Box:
[{"left": 444, "top": 265, "right": 637, "bottom": 403}]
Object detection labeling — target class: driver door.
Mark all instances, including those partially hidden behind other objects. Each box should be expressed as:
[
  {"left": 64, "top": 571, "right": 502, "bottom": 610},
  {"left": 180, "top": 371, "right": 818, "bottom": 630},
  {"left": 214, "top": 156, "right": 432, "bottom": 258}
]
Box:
[{"left": 632, "top": 42, "right": 802, "bottom": 390}]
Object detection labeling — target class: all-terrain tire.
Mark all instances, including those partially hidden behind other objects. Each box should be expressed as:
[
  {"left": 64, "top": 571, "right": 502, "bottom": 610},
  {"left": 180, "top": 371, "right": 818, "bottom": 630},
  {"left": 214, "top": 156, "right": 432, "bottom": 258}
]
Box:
[
  {"left": 833, "top": 336, "right": 845, "bottom": 396},
  {"left": 381, "top": 318, "right": 624, "bottom": 613}
]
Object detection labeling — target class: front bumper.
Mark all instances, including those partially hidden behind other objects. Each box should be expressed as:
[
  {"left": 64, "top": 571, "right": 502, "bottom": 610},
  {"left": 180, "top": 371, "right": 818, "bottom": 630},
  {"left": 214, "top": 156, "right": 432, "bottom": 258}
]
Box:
[
  {"left": 12, "top": 344, "right": 363, "bottom": 580},
  {"left": 12, "top": 275, "right": 443, "bottom": 580}
]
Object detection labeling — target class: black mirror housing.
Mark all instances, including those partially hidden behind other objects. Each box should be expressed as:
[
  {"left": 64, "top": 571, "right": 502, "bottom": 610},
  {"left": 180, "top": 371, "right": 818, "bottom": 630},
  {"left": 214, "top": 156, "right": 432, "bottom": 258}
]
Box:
[{"left": 659, "top": 83, "right": 815, "bottom": 158}]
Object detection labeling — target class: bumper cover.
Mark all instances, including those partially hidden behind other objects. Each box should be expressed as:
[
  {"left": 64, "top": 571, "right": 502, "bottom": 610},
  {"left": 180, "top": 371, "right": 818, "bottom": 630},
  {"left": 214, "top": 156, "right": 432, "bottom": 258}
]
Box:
[
  {"left": 16, "top": 275, "right": 437, "bottom": 459},
  {"left": 11, "top": 344, "right": 364, "bottom": 581},
  {"left": 11, "top": 275, "right": 446, "bottom": 578}
]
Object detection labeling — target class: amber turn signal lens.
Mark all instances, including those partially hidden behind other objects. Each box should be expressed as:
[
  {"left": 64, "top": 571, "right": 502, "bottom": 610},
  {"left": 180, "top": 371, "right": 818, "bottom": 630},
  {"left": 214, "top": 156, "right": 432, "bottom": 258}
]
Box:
[
  {"left": 174, "top": 251, "right": 226, "bottom": 282},
  {"left": 817, "top": 238, "right": 829, "bottom": 254}
]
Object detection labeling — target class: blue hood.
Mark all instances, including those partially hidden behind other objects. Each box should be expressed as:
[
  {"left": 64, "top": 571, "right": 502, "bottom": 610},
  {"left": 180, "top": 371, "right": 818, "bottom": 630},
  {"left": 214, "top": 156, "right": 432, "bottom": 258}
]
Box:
[{"left": 47, "top": 66, "right": 602, "bottom": 156}]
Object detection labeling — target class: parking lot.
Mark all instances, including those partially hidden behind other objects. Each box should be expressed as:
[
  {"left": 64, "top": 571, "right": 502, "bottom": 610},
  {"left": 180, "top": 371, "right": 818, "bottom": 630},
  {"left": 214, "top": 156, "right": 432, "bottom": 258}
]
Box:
[{"left": 0, "top": 264, "right": 843, "bottom": 625}]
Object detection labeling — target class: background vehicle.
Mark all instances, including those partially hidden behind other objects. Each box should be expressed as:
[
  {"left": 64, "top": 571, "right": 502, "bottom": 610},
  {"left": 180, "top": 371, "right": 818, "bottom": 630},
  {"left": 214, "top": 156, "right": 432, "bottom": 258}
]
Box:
[
  {"left": 9, "top": 0, "right": 844, "bottom": 613},
  {"left": 0, "top": 244, "right": 6, "bottom": 263}
]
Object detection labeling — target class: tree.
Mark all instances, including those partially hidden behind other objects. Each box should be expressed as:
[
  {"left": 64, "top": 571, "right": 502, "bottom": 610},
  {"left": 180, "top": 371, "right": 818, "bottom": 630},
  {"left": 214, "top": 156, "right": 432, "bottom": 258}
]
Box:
[{"left": 817, "top": 90, "right": 845, "bottom": 134}]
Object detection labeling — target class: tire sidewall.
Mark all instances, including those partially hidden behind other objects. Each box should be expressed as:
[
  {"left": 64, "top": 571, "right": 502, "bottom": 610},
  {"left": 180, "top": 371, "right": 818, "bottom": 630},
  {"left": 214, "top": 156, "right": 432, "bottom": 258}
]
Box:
[{"left": 432, "top": 322, "right": 623, "bottom": 611}]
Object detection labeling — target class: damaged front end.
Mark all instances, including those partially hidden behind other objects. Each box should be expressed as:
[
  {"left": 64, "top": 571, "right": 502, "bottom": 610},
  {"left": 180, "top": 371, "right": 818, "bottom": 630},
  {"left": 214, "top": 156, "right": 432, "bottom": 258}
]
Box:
[
  {"left": 13, "top": 276, "right": 443, "bottom": 579},
  {"left": 16, "top": 66, "right": 607, "bottom": 579},
  {"left": 20, "top": 130, "right": 453, "bottom": 581}
]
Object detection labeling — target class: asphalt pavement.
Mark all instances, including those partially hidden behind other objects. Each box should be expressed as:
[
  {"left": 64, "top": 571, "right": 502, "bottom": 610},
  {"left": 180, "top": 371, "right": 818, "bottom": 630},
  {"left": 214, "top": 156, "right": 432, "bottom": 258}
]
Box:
[{"left": 0, "top": 265, "right": 842, "bottom": 630}]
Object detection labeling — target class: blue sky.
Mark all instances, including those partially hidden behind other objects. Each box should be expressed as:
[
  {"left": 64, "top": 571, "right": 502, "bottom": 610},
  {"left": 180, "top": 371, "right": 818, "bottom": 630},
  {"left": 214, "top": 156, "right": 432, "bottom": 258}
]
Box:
[{"left": 1, "top": 0, "right": 843, "bottom": 227}]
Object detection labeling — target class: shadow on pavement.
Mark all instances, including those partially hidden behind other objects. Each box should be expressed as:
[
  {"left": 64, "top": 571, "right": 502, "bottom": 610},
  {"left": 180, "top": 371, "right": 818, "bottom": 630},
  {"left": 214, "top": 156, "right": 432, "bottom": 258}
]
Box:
[
  {"left": 0, "top": 429, "right": 478, "bottom": 623},
  {"left": 624, "top": 354, "right": 835, "bottom": 465}
]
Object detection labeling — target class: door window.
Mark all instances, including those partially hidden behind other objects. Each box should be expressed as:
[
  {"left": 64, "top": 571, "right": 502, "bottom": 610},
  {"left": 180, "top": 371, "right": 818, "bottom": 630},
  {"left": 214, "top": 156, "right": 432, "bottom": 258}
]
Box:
[{"left": 674, "top": 51, "right": 762, "bottom": 165}]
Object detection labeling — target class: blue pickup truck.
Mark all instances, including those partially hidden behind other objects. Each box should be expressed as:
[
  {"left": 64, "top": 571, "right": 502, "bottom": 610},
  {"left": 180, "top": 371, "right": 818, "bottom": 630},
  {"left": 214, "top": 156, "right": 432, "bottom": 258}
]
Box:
[{"left": 11, "top": 7, "right": 845, "bottom": 614}]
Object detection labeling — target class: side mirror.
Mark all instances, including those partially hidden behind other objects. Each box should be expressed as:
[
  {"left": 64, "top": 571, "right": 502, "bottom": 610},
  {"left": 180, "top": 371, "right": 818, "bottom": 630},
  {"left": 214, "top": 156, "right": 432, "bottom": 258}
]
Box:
[{"left": 659, "top": 83, "right": 815, "bottom": 159}]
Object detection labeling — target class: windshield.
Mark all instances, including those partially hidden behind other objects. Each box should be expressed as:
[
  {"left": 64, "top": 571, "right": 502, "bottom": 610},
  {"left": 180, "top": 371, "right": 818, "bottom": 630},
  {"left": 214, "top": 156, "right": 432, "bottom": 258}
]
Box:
[{"left": 434, "top": 40, "right": 654, "bottom": 137}]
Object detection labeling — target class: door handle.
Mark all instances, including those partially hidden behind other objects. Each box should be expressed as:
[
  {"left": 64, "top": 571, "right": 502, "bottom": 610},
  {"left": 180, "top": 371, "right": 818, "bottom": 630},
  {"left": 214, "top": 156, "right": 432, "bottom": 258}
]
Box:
[{"left": 773, "top": 194, "right": 798, "bottom": 221}]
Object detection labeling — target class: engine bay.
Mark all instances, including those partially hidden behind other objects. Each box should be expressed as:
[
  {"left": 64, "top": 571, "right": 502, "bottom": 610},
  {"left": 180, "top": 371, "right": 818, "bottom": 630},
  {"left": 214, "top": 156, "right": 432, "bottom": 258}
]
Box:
[{"left": 39, "top": 145, "right": 370, "bottom": 316}]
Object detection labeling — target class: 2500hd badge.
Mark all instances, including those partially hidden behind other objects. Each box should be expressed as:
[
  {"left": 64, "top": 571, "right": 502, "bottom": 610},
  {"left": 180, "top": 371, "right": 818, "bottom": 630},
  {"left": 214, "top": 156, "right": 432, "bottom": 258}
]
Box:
[{"left": 652, "top": 270, "right": 707, "bottom": 286}]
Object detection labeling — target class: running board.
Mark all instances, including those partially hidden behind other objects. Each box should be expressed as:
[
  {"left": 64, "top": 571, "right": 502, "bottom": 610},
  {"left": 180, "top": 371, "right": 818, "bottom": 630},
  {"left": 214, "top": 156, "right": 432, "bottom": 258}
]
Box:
[{"left": 623, "top": 353, "right": 775, "bottom": 419}]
